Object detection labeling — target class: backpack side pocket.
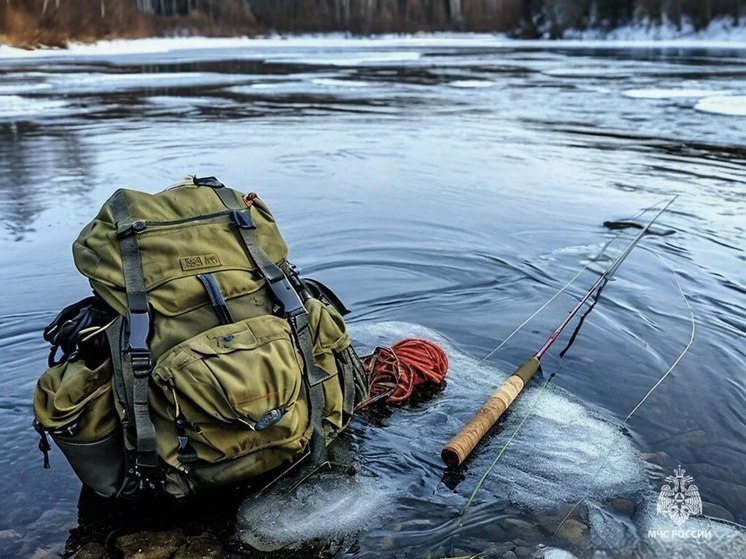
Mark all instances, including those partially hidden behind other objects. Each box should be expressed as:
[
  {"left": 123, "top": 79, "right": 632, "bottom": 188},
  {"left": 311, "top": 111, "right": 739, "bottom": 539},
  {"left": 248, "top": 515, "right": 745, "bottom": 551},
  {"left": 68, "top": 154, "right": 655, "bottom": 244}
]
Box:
[{"left": 33, "top": 358, "right": 125, "bottom": 497}]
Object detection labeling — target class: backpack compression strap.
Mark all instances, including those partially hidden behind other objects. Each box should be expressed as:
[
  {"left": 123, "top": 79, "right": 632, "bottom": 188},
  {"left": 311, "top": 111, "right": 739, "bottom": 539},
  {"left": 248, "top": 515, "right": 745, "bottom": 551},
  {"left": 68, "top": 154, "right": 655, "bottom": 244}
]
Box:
[
  {"left": 110, "top": 190, "right": 161, "bottom": 486},
  {"left": 209, "top": 182, "right": 329, "bottom": 463}
]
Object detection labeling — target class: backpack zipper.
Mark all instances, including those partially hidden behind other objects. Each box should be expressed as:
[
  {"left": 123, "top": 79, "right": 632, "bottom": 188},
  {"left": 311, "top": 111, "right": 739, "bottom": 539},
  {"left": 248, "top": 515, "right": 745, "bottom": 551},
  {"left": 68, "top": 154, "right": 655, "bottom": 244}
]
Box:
[{"left": 117, "top": 209, "right": 236, "bottom": 237}]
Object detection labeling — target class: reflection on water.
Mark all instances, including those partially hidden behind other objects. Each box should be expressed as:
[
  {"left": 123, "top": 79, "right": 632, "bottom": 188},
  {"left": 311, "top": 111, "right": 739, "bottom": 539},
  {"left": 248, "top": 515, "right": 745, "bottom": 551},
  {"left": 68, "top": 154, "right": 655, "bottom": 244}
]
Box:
[
  {"left": 0, "top": 122, "right": 94, "bottom": 240},
  {"left": 0, "top": 37, "right": 745, "bottom": 558}
]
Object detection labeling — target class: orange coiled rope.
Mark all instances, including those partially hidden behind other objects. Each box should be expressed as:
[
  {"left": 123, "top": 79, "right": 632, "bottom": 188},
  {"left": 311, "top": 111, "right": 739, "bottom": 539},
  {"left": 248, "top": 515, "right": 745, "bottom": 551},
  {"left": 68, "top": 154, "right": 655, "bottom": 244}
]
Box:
[{"left": 358, "top": 339, "right": 448, "bottom": 408}]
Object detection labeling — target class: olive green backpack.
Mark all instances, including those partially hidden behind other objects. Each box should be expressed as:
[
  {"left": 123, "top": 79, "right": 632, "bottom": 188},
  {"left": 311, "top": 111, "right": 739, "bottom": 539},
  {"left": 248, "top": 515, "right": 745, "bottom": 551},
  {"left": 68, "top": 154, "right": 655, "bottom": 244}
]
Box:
[{"left": 33, "top": 176, "right": 368, "bottom": 498}]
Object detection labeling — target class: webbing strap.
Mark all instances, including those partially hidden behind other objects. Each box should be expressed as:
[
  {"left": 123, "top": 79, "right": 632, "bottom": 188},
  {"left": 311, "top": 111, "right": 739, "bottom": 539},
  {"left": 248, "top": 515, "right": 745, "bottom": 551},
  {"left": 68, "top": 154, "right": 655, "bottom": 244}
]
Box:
[
  {"left": 197, "top": 273, "right": 234, "bottom": 325},
  {"left": 291, "top": 313, "right": 330, "bottom": 462},
  {"left": 211, "top": 182, "right": 239, "bottom": 209},
  {"left": 339, "top": 348, "right": 356, "bottom": 420},
  {"left": 212, "top": 188, "right": 328, "bottom": 461},
  {"left": 291, "top": 313, "right": 330, "bottom": 387},
  {"left": 111, "top": 195, "right": 148, "bottom": 315},
  {"left": 232, "top": 213, "right": 285, "bottom": 283},
  {"left": 110, "top": 191, "right": 160, "bottom": 479},
  {"left": 106, "top": 317, "right": 132, "bottom": 436},
  {"left": 306, "top": 379, "right": 327, "bottom": 462}
]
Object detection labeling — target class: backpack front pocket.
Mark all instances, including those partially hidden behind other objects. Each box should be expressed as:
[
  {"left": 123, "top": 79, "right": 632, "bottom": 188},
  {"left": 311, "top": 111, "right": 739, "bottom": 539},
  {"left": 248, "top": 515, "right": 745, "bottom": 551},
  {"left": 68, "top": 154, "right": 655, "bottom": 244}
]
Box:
[{"left": 151, "top": 315, "right": 308, "bottom": 468}]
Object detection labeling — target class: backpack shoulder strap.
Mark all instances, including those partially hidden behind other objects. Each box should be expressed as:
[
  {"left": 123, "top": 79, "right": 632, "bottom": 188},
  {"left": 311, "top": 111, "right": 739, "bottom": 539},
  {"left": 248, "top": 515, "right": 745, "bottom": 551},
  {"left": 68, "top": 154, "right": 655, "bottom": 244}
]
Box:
[
  {"left": 206, "top": 183, "right": 329, "bottom": 462},
  {"left": 109, "top": 190, "right": 161, "bottom": 487}
]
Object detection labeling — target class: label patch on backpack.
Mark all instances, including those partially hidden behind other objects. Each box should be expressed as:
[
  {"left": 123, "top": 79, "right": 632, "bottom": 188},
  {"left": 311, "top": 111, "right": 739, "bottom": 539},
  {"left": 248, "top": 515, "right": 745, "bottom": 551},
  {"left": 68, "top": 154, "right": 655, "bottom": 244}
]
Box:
[{"left": 180, "top": 254, "right": 222, "bottom": 271}]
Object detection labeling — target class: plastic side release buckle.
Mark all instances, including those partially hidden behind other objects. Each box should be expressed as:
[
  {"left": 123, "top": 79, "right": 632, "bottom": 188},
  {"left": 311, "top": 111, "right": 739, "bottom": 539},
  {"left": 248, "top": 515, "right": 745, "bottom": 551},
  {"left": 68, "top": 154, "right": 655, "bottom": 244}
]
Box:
[
  {"left": 269, "top": 277, "right": 305, "bottom": 318},
  {"left": 230, "top": 210, "right": 255, "bottom": 230},
  {"left": 127, "top": 311, "right": 152, "bottom": 376}
]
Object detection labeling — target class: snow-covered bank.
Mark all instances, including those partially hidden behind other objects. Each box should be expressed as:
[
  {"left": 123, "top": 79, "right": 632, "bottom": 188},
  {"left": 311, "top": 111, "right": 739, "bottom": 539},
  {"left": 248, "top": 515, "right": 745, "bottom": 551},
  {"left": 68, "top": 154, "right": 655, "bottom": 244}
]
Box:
[
  {"left": 564, "top": 16, "right": 746, "bottom": 42},
  {"left": 1, "top": 26, "right": 746, "bottom": 61}
]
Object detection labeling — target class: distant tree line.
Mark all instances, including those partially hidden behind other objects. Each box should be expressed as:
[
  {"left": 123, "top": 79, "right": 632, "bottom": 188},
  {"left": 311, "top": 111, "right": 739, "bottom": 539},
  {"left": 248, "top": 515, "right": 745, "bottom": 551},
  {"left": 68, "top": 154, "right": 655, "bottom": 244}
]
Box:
[{"left": 1, "top": 0, "right": 743, "bottom": 46}]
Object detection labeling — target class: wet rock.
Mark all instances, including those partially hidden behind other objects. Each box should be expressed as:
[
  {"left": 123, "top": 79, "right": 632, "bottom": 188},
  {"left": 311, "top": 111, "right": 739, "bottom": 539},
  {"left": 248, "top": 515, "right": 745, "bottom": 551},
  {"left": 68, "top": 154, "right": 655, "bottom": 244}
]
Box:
[
  {"left": 485, "top": 542, "right": 516, "bottom": 557},
  {"left": 701, "top": 502, "right": 736, "bottom": 523},
  {"left": 610, "top": 498, "right": 636, "bottom": 517},
  {"left": 393, "top": 518, "right": 432, "bottom": 532},
  {"left": 0, "top": 529, "right": 21, "bottom": 540},
  {"left": 554, "top": 503, "right": 588, "bottom": 523},
  {"left": 554, "top": 519, "right": 588, "bottom": 544},
  {"left": 115, "top": 530, "right": 186, "bottom": 559},
  {"left": 72, "top": 542, "right": 106, "bottom": 559},
  {"left": 380, "top": 535, "right": 395, "bottom": 551},
  {"left": 502, "top": 518, "right": 540, "bottom": 538},
  {"left": 172, "top": 535, "right": 222, "bottom": 559},
  {"left": 514, "top": 545, "right": 534, "bottom": 557},
  {"left": 538, "top": 510, "right": 589, "bottom": 535},
  {"left": 537, "top": 515, "right": 562, "bottom": 534},
  {"left": 502, "top": 551, "right": 517, "bottom": 559}
]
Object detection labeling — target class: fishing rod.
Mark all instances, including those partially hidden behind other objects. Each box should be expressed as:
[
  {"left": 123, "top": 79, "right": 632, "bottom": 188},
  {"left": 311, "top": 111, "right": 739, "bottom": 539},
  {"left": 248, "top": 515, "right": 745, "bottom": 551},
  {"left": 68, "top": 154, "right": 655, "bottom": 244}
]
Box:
[{"left": 441, "top": 197, "right": 677, "bottom": 468}]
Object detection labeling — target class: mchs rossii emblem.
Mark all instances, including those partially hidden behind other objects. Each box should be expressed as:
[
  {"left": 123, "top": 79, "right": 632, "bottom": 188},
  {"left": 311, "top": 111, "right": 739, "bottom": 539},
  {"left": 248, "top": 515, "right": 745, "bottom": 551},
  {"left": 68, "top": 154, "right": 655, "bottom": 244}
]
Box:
[{"left": 656, "top": 466, "right": 702, "bottom": 525}]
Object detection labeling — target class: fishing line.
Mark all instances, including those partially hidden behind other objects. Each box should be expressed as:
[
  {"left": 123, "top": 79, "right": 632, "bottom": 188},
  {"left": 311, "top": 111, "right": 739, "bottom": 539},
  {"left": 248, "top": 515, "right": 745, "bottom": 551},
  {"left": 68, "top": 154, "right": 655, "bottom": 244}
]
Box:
[
  {"left": 460, "top": 350, "right": 574, "bottom": 515},
  {"left": 481, "top": 199, "right": 672, "bottom": 363},
  {"left": 460, "top": 371, "right": 558, "bottom": 515},
  {"left": 552, "top": 249, "right": 696, "bottom": 538},
  {"left": 481, "top": 239, "right": 615, "bottom": 363},
  {"left": 457, "top": 198, "right": 677, "bottom": 515},
  {"left": 558, "top": 278, "right": 607, "bottom": 359}
]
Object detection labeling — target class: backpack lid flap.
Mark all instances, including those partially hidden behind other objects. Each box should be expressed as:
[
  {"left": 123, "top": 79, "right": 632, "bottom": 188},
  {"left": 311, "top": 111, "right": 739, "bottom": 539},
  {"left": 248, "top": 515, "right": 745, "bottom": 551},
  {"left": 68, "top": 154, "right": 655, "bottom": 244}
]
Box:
[{"left": 72, "top": 186, "right": 288, "bottom": 315}]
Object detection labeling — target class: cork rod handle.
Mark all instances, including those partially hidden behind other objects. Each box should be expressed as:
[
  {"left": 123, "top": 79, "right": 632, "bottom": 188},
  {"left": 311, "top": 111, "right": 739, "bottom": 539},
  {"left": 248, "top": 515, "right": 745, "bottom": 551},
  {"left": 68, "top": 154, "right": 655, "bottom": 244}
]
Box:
[{"left": 441, "top": 357, "right": 541, "bottom": 467}]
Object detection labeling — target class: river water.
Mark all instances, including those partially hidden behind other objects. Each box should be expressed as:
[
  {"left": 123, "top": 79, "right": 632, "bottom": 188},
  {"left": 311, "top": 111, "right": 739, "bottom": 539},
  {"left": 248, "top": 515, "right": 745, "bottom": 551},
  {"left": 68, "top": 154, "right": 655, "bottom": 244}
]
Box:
[{"left": 1, "top": 36, "right": 745, "bottom": 558}]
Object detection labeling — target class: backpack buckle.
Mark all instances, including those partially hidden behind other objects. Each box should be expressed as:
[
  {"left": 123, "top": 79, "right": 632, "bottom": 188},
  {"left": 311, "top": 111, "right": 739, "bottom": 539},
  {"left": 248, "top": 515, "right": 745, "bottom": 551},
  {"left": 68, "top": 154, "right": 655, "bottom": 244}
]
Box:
[
  {"left": 268, "top": 276, "right": 305, "bottom": 318},
  {"left": 130, "top": 350, "right": 152, "bottom": 377},
  {"left": 127, "top": 311, "right": 152, "bottom": 375},
  {"left": 230, "top": 210, "right": 255, "bottom": 230}
]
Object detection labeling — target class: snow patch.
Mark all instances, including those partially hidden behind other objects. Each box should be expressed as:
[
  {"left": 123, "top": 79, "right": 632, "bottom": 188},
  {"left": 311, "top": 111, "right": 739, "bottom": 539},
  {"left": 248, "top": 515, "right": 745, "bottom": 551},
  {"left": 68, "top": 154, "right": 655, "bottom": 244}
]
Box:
[
  {"left": 147, "top": 95, "right": 235, "bottom": 109},
  {"left": 0, "top": 95, "right": 67, "bottom": 120},
  {"left": 564, "top": 16, "right": 746, "bottom": 42},
  {"left": 237, "top": 471, "right": 390, "bottom": 552},
  {"left": 0, "top": 82, "right": 52, "bottom": 95},
  {"left": 47, "top": 71, "right": 249, "bottom": 93},
  {"left": 448, "top": 79, "right": 494, "bottom": 88},
  {"left": 545, "top": 67, "right": 636, "bottom": 78},
  {"left": 4, "top": 33, "right": 746, "bottom": 64},
  {"left": 694, "top": 95, "right": 746, "bottom": 116},
  {"left": 273, "top": 50, "right": 422, "bottom": 67},
  {"left": 624, "top": 88, "right": 730, "bottom": 99}
]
